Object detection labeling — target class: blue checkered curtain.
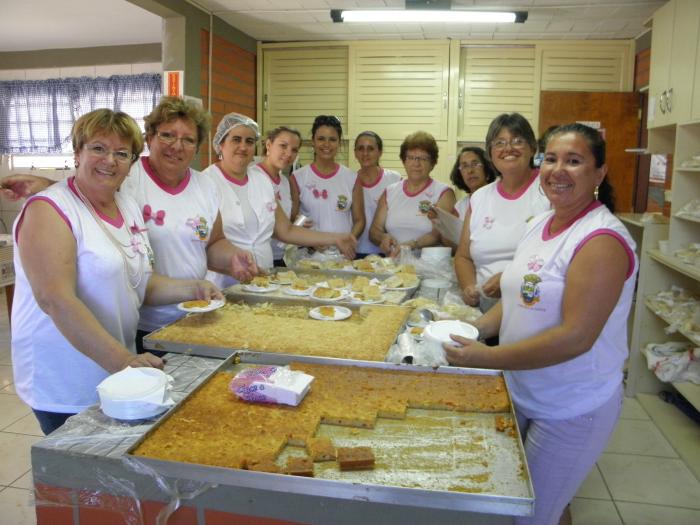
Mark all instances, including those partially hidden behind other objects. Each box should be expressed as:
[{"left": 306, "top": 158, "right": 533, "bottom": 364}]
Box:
[{"left": 0, "top": 73, "right": 161, "bottom": 154}]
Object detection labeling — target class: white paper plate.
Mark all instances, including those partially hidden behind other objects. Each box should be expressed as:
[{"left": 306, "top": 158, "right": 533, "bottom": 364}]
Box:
[
  {"left": 309, "top": 288, "right": 348, "bottom": 302},
  {"left": 102, "top": 401, "right": 171, "bottom": 421},
  {"left": 349, "top": 292, "right": 386, "bottom": 304},
  {"left": 283, "top": 286, "right": 313, "bottom": 296},
  {"left": 177, "top": 298, "right": 225, "bottom": 313},
  {"left": 309, "top": 306, "right": 352, "bottom": 321},
  {"left": 241, "top": 283, "right": 281, "bottom": 293},
  {"left": 383, "top": 283, "right": 419, "bottom": 291}
]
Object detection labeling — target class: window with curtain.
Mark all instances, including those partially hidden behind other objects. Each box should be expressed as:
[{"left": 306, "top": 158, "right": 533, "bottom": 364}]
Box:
[{"left": 0, "top": 73, "right": 161, "bottom": 155}]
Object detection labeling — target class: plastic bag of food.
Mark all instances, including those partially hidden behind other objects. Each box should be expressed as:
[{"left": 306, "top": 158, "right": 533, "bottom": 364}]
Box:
[{"left": 229, "top": 366, "right": 314, "bottom": 406}]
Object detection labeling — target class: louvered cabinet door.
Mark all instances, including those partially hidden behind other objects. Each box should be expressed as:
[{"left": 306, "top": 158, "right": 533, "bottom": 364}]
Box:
[
  {"left": 348, "top": 42, "right": 450, "bottom": 142},
  {"left": 540, "top": 46, "right": 631, "bottom": 93},
  {"left": 459, "top": 46, "right": 537, "bottom": 143},
  {"left": 262, "top": 47, "right": 350, "bottom": 165}
]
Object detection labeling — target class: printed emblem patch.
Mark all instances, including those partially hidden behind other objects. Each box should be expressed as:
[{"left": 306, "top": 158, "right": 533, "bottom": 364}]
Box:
[{"left": 520, "top": 273, "right": 542, "bottom": 306}]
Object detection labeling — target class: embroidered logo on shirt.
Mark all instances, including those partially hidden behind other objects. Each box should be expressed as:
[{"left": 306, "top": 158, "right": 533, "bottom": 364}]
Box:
[
  {"left": 418, "top": 200, "right": 432, "bottom": 215},
  {"left": 186, "top": 216, "right": 210, "bottom": 241},
  {"left": 520, "top": 273, "right": 542, "bottom": 306},
  {"left": 483, "top": 216, "right": 495, "bottom": 229},
  {"left": 336, "top": 194, "right": 349, "bottom": 211},
  {"left": 527, "top": 255, "right": 544, "bottom": 272},
  {"left": 143, "top": 204, "right": 165, "bottom": 225}
]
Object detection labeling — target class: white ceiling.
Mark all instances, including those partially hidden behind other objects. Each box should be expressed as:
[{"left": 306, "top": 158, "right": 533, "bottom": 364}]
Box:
[
  {"left": 0, "top": 0, "right": 665, "bottom": 53},
  {"left": 202, "top": 0, "right": 665, "bottom": 42},
  {"left": 0, "top": 0, "right": 162, "bottom": 52}
]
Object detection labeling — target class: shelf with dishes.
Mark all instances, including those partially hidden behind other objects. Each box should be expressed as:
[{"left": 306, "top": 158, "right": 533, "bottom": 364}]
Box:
[
  {"left": 648, "top": 249, "right": 700, "bottom": 282},
  {"left": 643, "top": 296, "right": 700, "bottom": 347}
]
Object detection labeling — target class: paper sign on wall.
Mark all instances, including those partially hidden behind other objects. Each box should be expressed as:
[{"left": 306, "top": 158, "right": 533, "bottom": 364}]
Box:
[{"left": 163, "top": 71, "right": 184, "bottom": 97}]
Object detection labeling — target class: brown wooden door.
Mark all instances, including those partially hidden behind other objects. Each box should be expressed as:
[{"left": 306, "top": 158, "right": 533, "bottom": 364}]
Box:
[{"left": 539, "top": 91, "right": 641, "bottom": 213}]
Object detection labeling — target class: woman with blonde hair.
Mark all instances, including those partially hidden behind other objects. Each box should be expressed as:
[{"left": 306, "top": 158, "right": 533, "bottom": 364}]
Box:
[{"left": 11, "top": 109, "right": 221, "bottom": 434}]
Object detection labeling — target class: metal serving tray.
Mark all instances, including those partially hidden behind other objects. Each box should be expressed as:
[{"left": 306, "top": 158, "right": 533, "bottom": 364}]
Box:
[
  {"left": 126, "top": 352, "right": 534, "bottom": 517},
  {"left": 230, "top": 268, "right": 418, "bottom": 305},
  {"left": 143, "top": 293, "right": 411, "bottom": 361}
]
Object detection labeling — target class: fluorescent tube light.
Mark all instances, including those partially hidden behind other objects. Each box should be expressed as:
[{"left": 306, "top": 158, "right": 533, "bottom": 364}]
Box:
[{"left": 331, "top": 10, "right": 527, "bottom": 24}]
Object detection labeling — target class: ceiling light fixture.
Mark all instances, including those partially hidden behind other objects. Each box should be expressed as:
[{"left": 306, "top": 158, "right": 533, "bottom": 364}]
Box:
[{"left": 330, "top": 10, "right": 528, "bottom": 24}]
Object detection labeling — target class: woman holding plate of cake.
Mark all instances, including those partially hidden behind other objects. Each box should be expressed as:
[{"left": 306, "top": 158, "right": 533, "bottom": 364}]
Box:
[
  {"left": 369, "top": 131, "right": 455, "bottom": 257},
  {"left": 202, "top": 113, "right": 357, "bottom": 289},
  {"left": 445, "top": 124, "right": 637, "bottom": 525}
]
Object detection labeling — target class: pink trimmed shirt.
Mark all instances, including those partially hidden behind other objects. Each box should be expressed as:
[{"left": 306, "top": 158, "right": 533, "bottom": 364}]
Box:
[
  {"left": 500, "top": 203, "right": 638, "bottom": 419},
  {"left": 384, "top": 178, "right": 452, "bottom": 244},
  {"left": 358, "top": 168, "right": 402, "bottom": 254},
  {"left": 291, "top": 163, "right": 357, "bottom": 234}
]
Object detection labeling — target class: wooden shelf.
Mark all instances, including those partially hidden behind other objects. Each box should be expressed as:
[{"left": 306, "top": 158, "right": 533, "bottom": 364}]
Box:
[
  {"left": 648, "top": 249, "right": 700, "bottom": 281},
  {"left": 643, "top": 297, "right": 700, "bottom": 346},
  {"left": 675, "top": 213, "right": 700, "bottom": 224},
  {"left": 618, "top": 213, "right": 669, "bottom": 227},
  {"left": 673, "top": 382, "right": 700, "bottom": 412}
]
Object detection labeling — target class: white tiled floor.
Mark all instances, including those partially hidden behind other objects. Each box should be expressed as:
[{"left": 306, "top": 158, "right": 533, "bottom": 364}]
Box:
[{"left": 0, "top": 298, "right": 699, "bottom": 525}]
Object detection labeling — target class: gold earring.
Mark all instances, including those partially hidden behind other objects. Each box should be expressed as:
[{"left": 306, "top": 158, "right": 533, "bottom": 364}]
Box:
[{"left": 594, "top": 186, "right": 599, "bottom": 200}]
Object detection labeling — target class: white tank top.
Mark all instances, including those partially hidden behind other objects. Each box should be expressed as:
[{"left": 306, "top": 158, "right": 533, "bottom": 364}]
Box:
[
  {"left": 11, "top": 178, "right": 153, "bottom": 413},
  {"left": 358, "top": 168, "right": 402, "bottom": 254},
  {"left": 251, "top": 162, "right": 292, "bottom": 261},
  {"left": 500, "top": 202, "right": 637, "bottom": 419},
  {"left": 291, "top": 163, "right": 357, "bottom": 234},
  {"left": 455, "top": 195, "right": 470, "bottom": 221},
  {"left": 121, "top": 157, "right": 221, "bottom": 332},
  {"left": 384, "top": 178, "right": 451, "bottom": 243},
  {"left": 202, "top": 163, "right": 277, "bottom": 287},
  {"left": 469, "top": 173, "right": 550, "bottom": 287}
]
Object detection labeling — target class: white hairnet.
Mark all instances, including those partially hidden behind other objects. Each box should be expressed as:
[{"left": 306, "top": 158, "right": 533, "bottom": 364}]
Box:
[{"left": 213, "top": 112, "right": 260, "bottom": 155}]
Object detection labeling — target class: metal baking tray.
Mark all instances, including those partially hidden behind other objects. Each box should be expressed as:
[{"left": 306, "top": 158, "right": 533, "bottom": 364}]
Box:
[
  {"left": 126, "top": 352, "right": 534, "bottom": 517},
  {"left": 227, "top": 268, "right": 417, "bottom": 305},
  {"left": 143, "top": 293, "right": 411, "bottom": 361}
]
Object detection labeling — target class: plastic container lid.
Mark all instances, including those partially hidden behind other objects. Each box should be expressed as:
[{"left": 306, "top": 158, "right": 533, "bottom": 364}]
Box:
[
  {"left": 423, "top": 320, "right": 479, "bottom": 345},
  {"left": 421, "top": 278, "right": 451, "bottom": 290}
]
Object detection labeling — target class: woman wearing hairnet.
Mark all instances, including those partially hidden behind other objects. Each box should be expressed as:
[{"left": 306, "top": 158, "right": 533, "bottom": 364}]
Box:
[{"left": 203, "top": 113, "right": 357, "bottom": 287}]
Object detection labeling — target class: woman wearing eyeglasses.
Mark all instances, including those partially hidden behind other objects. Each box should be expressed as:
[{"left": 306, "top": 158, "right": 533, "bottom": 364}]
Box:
[
  {"left": 203, "top": 114, "right": 356, "bottom": 287},
  {"left": 455, "top": 113, "right": 550, "bottom": 312},
  {"left": 354, "top": 131, "right": 402, "bottom": 257},
  {"left": 290, "top": 115, "right": 365, "bottom": 244},
  {"left": 11, "top": 109, "right": 222, "bottom": 434},
  {"left": 450, "top": 146, "right": 497, "bottom": 220},
  {"left": 370, "top": 131, "right": 456, "bottom": 257},
  {"left": 120, "top": 97, "right": 256, "bottom": 349}
]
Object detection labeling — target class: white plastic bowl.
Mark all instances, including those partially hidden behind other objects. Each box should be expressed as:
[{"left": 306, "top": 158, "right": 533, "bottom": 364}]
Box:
[
  {"left": 97, "top": 367, "right": 173, "bottom": 420},
  {"left": 423, "top": 320, "right": 479, "bottom": 345},
  {"left": 421, "top": 246, "right": 451, "bottom": 262}
]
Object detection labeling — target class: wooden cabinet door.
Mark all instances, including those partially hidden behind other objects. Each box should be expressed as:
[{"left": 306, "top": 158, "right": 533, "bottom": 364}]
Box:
[
  {"left": 668, "top": 0, "right": 700, "bottom": 124},
  {"left": 539, "top": 91, "right": 640, "bottom": 214},
  {"left": 648, "top": 0, "right": 675, "bottom": 128}
]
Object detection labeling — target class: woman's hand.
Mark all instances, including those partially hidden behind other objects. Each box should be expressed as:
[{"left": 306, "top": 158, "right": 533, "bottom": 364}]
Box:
[
  {"left": 192, "top": 279, "right": 224, "bottom": 301},
  {"left": 443, "top": 335, "right": 490, "bottom": 368},
  {"left": 334, "top": 233, "right": 357, "bottom": 260},
  {"left": 125, "top": 352, "right": 165, "bottom": 370},
  {"left": 1, "top": 174, "right": 54, "bottom": 200},
  {"left": 231, "top": 249, "right": 259, "bottom": 281},
  {"left": 380, "top": 234, "right": 399, "bottom": 257},
  {"left": 462, "top": 284, "right": 481, "bottom": 307},
  {"left": 482, "top": 272, "right": 502, "bottom": 298}
]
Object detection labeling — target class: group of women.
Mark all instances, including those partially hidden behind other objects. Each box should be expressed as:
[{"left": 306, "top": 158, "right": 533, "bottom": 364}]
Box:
[{"left": 2, "top": 97, "right": 639, "bottom": 525}]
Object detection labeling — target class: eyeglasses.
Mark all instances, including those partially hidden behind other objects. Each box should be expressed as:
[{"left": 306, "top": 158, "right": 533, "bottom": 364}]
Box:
[
  {"left": 491, "top": 137, "right": 528, "bottom": 150},
  {"left": 85, "top": 144, "right": 135, "bottom": 164},
  {"left": 405, "top": 155, "right": 431, "bottom": 163},
  {"left": 156, "top": 131, "right": 198, "bottom": 149},
  {"left": 459, "top": 161, "right": 484, "bottom": 170}
]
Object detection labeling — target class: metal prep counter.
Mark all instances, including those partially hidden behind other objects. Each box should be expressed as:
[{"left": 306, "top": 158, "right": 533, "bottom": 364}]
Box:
[{"left": 31, "top": 353, "right": 533, "bottom": 525}]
